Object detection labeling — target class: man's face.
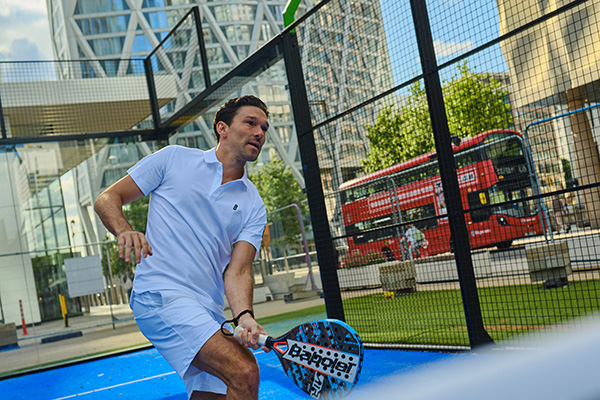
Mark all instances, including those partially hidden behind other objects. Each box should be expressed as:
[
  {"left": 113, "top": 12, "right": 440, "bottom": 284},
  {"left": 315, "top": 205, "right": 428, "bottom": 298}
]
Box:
[{"left": 218, "top": 105, "right": 269, "bottom": 162}]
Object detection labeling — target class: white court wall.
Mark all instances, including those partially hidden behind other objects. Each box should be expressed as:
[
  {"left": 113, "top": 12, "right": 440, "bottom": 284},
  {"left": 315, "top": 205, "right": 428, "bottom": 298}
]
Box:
[{"left": 0, "top": 152, "right": 41, "bottom": 326}]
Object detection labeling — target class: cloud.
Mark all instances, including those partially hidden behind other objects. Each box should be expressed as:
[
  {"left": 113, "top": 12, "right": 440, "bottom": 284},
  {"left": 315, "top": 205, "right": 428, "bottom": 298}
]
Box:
[
  {"left": 434, "top": 39, "right": 474, "bottom": 58},
  {"left": 0, "top": 1, "right": 53, "bottom": 61},
  {"left": 0, "top": 38, "right": 47, "bottom": 61},
  {"left": 0, "top": 0, "right": 47, "bottom": 13}
]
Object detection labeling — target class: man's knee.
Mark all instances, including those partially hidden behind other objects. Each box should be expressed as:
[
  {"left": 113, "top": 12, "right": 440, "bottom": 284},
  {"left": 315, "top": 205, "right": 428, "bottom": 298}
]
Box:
[{"left": 229, "top": 358, "right": 260, "bottom": 393}]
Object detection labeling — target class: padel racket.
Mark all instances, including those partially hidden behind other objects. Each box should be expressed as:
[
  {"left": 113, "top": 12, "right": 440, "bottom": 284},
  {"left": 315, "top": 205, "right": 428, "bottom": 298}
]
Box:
[{"left": 235, "top": 319, "right": 364, "bottom": 399}]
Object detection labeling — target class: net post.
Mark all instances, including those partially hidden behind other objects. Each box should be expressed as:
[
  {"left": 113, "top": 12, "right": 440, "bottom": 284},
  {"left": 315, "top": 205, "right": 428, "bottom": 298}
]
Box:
[
  {"left": 281, "top": 31, "right": 345, "bottom": 321},
  {"left": 409, "top": 0, "right": 493, "bottom": 348}
]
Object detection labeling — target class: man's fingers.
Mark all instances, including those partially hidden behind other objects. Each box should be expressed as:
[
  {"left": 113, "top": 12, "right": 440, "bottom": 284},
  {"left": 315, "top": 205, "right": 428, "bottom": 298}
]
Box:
[
  {"left": 124, "top": 234, "right": 133, "bottom": 263},
  {"left": 132, "top": 235, "right": 142, "bottom": 264},
  {"left": 235, "top": 324, "right": 267, "bottom": 350},
  {"left": 117, "top": 231, "right": 152, "bottom": 263},
  {"left": 118, "top": 236, "right": 125, "bottom": 259},
  {"left": 142, "top": 241, "right": 153, "bottom": 258}
]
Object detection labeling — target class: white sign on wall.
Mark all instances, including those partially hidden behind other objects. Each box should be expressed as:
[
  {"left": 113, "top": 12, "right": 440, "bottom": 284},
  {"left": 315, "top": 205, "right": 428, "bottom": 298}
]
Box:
[{"left": 64, "top": 255, "right": 104, "bottom": 297}]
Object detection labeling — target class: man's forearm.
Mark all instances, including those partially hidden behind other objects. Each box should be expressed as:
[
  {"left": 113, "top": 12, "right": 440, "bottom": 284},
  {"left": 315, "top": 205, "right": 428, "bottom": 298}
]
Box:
[
  {"left": 224, "top": 268, "right": 255, "bottom": 318},
  {"left": 94, "top": 191, "right": 134, "bottom": 236}
]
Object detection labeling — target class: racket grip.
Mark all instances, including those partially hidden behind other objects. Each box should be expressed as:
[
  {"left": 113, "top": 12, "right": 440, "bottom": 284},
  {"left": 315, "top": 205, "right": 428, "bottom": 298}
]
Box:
[{"left": 233, "top": 325, "right": 269, "bottom": 347}]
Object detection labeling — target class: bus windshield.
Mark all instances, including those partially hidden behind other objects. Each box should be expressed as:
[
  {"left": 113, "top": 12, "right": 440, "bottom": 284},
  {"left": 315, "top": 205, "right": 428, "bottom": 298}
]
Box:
[{"left": 488, "top": 184, "right": 537, "bottom": 218}]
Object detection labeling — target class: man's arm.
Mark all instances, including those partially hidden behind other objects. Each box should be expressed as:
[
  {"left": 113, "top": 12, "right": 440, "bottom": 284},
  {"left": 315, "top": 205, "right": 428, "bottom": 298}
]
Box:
[
  {"left": 94, "top": 175, "right": 152, "bottom": 264},
  {"left": 224, "top": 241, "right": 267, "bottom": 350}
]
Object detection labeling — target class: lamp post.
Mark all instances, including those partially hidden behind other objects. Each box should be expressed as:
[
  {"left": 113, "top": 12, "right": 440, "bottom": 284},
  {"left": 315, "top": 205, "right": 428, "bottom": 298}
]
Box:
[
  {"left": 270, "top": 203, "right": 316, "bottom": 291},
  {"left": 308, "top": 100, "right": 345, "bottom": 238},
  {"left": 523, "top": 124, "right": 553, "bottom": 243}
]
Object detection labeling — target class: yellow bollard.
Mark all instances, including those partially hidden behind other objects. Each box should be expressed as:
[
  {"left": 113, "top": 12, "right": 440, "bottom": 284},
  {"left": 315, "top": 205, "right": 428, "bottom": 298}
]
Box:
[{"left": 59, "top": 294, "right": 69, "bottom": 327}]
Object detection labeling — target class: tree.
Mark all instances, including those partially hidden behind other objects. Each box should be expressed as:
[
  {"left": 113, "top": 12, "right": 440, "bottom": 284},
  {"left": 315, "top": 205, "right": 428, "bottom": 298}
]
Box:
[
  {"left": 102, "top": 195, "right": 149, "bottom": 277},
  {"left": 363, "top": 62, "right": 513, "bottom": 172},
  {"left": 561, "top": 158, "right": 577, "bottom": 188},
  {"left": 124, "top": 195, "right": 149, "bottom": 233},
  {"left": 249, "top": 156, "right": 308, "bottom": 245}
]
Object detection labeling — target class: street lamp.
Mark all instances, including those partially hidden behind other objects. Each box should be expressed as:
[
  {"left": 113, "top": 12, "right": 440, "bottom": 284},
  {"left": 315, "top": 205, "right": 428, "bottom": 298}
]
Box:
[
  {"left": 523, "top": 123, "right": 553, "bottom": 243},
  {"left": 308, "top": 100, "right": 345, "bottom": 238}
]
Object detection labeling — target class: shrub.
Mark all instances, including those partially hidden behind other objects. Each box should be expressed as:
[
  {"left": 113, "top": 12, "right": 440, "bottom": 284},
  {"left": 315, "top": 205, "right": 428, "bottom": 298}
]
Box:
[{"left": 341, "top": 251, "right": 387, "bottom": 269}]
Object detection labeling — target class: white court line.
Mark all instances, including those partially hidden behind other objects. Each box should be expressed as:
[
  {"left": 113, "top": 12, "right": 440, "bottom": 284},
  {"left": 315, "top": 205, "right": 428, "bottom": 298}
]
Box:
[{"left": 51, "top": 371, "right": 177, "bottom": 400}]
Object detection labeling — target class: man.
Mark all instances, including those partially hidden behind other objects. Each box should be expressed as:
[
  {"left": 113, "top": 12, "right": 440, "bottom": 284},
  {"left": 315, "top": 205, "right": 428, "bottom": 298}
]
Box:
[
  {"left": 94, "top": 95, "right": 270, "bottom": 400},
  {"left": 552, "top": 194, "right": 570, "bottom": 233},
  {"left": 405, "top": 224, "right": 427, "bottom": 259}
]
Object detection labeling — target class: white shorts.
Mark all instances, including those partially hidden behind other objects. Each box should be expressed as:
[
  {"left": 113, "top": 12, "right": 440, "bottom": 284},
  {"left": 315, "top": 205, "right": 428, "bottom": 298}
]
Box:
[{"left": 130, "top": 290, "right": 233, "bottom": 397}]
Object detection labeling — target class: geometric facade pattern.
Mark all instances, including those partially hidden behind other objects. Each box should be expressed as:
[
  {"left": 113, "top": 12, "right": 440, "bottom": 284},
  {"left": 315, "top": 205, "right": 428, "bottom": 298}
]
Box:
[{"left": 48, "top": 0, "right": 393, "bottom": 187}]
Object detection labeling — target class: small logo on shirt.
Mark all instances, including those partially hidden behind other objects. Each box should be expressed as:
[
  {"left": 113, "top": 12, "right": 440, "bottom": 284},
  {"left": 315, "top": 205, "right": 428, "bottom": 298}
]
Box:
[{"left": 233, "top": 204, "right": 239, "bottom": 210}]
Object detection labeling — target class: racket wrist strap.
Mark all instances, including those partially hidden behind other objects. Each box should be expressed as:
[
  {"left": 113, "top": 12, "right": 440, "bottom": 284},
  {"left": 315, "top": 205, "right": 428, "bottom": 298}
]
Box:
[
  {"left": 233, "top": 309, "right": 254, "bottom": 326},
  {"left": 220, "top": 309, "right": 255, "bottom": 336}
]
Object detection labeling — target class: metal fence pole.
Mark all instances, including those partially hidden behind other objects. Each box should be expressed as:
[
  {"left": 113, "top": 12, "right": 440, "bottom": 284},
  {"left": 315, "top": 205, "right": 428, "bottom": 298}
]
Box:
[
  {"left": 282, "top": 31, "right": 345, "bottom": 321},
  {"left": 410, "top": 0, "right": 493, "bottom": 348}
]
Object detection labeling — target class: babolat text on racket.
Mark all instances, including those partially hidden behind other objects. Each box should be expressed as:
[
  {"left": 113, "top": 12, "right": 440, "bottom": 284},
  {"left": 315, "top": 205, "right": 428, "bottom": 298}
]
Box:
[{"left": 234, "top": 318, "right": 364, "bottom": 399}]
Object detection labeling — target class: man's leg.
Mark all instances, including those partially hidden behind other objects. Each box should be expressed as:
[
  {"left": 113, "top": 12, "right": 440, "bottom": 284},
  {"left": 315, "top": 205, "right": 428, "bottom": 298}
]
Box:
[{"left": 189, "top": 330, "right": 260, "bottom": 400}]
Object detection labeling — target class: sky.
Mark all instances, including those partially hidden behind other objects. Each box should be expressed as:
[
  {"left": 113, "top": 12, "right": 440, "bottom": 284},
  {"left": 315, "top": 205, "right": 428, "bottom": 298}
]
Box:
[
  {"left": 0, "top": 0, "right": 54, "bottom": 61},
  {"left": 0, "top": 0, "right": 508, "bottom": 77}
]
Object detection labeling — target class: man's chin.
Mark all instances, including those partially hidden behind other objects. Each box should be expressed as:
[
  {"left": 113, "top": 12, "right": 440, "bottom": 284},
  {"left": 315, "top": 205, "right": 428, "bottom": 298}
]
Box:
[{"left": 245, "top": 149, "right": 261, "bottom": 161}]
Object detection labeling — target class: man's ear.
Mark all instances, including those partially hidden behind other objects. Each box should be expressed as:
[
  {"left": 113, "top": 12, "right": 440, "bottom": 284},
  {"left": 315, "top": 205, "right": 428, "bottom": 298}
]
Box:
[{"left": 216, "top": 121, "right": 229, "bottom": 139}]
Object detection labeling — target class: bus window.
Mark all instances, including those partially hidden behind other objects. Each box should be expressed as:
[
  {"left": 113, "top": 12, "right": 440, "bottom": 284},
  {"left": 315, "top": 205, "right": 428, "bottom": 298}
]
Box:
[
  {"left": 400, "top": 203, "right": 437, "bottom": 230},
  {"left": 347, "top": 214, "right": 398, "bottom": 245},
  {"left": 488, "top": 184, "right": 536, "bottom": 218},
  {"left": 456, "top": 151, "right": 478, "bottom": 169},
  {"left": 467, "top": 191, "right": 492, "bottom": 222},
  {"left": 341, "top": 180, "right": 387, "bottom": 204}
]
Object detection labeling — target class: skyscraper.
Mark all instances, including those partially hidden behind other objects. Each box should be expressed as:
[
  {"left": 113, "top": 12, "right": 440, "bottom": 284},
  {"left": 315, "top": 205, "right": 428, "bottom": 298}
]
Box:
[{"left": 46, "top": 0, "right": 393, "bottom": 187}]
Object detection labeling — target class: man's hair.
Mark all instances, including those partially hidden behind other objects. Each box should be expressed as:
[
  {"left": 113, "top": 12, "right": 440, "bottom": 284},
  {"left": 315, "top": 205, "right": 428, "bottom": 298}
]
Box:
[{"left": 213, "top": 95, "right": 269, "bottom": 142}]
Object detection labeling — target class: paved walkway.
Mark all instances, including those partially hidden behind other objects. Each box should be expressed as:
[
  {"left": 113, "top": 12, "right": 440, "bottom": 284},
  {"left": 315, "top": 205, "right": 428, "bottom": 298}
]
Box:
[{"left": 0, "top": 296, "right": 325, "bottom": 376}]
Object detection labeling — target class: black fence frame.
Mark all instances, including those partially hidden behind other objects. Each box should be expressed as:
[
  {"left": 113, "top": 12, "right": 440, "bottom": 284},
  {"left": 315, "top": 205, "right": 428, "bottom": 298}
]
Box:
[{"left": 2, "top": 1, "right": 599, "bottom": 350}]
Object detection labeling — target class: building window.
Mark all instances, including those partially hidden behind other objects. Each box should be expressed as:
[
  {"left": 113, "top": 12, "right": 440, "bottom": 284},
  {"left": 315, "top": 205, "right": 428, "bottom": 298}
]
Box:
[{"left": 75, "top": 0, "right": 129, "bottom": 14}]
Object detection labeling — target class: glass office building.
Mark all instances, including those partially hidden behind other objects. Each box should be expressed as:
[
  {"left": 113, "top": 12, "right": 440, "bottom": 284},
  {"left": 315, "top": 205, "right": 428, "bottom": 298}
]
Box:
[{"left": 46, "top": 0, "right": 393, "bottom": 185}]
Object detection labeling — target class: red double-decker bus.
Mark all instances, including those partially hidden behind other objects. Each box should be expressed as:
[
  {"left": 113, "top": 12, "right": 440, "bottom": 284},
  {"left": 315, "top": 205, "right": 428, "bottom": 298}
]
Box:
[{"left": 339, "top": 129, "right": 545, "bottom": 261}]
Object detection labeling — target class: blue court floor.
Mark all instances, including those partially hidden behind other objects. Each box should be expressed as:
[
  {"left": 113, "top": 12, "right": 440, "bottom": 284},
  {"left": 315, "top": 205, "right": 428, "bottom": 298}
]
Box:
[{"left": 0, "top": 347, "right": 463, "bottom": 400}]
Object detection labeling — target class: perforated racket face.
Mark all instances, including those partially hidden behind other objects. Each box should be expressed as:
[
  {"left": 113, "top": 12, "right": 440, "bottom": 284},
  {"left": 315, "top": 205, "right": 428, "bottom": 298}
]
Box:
[{"left": 275, "top": 319, "right": 364, "bottom": 399}]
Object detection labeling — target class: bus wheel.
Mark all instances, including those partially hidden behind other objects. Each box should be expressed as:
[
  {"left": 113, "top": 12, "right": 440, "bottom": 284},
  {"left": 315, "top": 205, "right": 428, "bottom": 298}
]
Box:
[
  {"left": 382, "top": 247, "right": 395, "bottom": 261},
  {"left": 496, "top": 240, "right": 512, "bottom": 249}
]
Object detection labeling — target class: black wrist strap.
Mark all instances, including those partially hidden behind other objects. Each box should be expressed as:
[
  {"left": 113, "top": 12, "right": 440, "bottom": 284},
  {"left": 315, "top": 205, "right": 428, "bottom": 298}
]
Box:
[
  {"left": 233, "top": 309, "right": 254, "bottom": 325},
  {"left": 220, "top": 309, "right": 254, "bottom": 336}
]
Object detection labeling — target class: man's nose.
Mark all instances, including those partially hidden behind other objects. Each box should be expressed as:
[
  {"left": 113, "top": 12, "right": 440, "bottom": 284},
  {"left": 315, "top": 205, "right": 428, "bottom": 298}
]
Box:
[{"left": 254, "top": 127, "right": 265, "bottom": 139}]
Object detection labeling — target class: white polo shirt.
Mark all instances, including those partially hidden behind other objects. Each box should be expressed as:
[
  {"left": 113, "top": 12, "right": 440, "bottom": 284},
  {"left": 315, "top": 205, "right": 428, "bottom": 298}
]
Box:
[{"left": 127, "top": 145, "right": 266, "bottom": 314}]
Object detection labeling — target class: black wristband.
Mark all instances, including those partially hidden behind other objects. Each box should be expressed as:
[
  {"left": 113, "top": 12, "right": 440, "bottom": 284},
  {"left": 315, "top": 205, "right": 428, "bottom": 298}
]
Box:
[
  {"left": 233, "top": 309, "right": 254, "bottom": 326},
  {"left": 219, "top": 309, "right": 255, "bottom": 336}
]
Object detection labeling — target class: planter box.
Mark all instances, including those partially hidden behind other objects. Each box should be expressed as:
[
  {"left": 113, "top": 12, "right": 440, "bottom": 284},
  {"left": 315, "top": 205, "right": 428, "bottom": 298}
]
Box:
[
  {"left": 337, "top": 264, "right": 381, "bottom": 289},
  {"left": 526, "top": 241, "right": 572, "bottom": 287},
  {"left": 263, "top": 272, "right": 304, "bottom": 300},
  {"left": 0, "top": 323, "right": 18, "bottom": 350},
  {"left": 379, "top": 260, "right": 416, "bottom": 293}
]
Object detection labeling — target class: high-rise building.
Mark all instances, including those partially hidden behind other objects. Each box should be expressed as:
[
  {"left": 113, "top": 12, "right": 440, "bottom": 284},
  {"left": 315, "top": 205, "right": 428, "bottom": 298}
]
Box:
[{"left": 46, "top": 0, "right": 394, "bottom": 188}]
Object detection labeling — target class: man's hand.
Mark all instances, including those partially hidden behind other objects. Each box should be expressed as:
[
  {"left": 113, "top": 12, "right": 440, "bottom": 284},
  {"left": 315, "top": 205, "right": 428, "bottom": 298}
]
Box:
[
  {"left": 117, "top": 230, "right": 152, "bottom": 264},
  {"left": 235, "top": 313, "right": 269, "bottom": 351}
]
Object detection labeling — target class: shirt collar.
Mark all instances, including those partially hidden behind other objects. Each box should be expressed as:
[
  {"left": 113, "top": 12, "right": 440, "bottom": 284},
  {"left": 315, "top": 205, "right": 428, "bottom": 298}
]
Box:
[
  {"left": 206, "top": 147, "right": 252, "bottom": 187},
  {"left": 205, "top": 147, "right": 219, "bottom": 164}
]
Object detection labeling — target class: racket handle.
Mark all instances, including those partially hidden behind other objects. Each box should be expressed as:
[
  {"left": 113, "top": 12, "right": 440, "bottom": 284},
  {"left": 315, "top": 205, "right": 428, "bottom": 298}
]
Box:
[{"left": 233, "top": 325, "right": 269, "bottom": 347}]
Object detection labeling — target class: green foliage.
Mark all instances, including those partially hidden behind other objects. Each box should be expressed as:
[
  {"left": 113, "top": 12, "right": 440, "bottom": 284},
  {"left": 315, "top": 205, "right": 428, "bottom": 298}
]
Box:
[
  {"left": 363, "top": 62, "right": 513, "bottom": 172},
  {"left": 249, "top": 156, "right": 308, "bottom": 244},
  {"left": 124, "top": 195, "right": 149, "bottom": 233},
  {"left": 561, "top": 158, "right": 576, "bottom": 188},
  {"left": 101, "top": 238, "right": 132, "bottom": 277},
  {"left": 102, "top": 196, "right": 149, "bottom": 277},
  {"left": 340, "top": 250, "right": 387, "bottom": 269}
]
